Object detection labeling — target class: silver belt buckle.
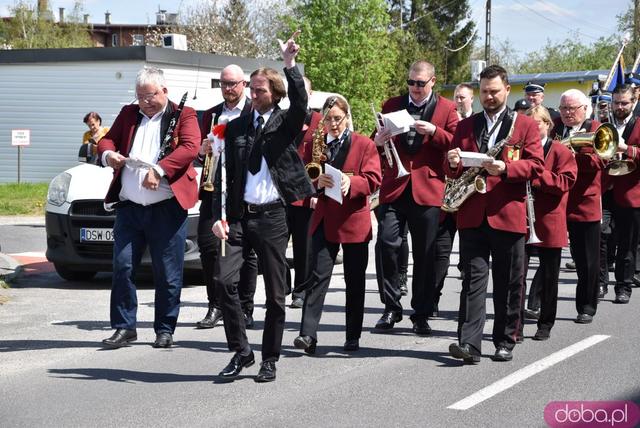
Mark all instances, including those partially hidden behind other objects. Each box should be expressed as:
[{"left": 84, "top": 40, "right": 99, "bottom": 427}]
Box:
[{"left": 247, "top": 203, "right": 258, "bottom": 214}]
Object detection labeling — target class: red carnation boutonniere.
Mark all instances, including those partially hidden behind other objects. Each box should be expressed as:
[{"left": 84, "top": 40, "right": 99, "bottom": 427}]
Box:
[{"left": 213, "top": 123, "right": 226, "bottom": 139}]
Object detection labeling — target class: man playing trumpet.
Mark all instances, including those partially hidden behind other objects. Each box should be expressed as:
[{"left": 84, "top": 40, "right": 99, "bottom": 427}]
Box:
[{"left": 372, "top": 60, "right": 458, "bottom": 335}]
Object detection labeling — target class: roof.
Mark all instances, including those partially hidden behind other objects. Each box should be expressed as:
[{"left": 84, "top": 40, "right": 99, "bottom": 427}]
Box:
[
  {"left": 0, "top": 46, "right": 288, "bottom": 71},
  {"left": 443, "top": 69, "right": 609, "bottom": 90}
]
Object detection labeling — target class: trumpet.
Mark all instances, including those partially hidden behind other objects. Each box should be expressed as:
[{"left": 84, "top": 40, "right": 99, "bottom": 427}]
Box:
[
  {"left": 200, "top": 113, "right": 219, "bottom": 192},
  {"left": 525, "top": 181, "right": 542, "bottom": 245},
  {"left": 371, "top": 104, "right": 410, "bottom": 179}
]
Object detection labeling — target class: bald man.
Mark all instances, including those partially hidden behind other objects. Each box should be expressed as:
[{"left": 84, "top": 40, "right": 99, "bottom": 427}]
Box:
[{"left": 195, "top": 64, "right": 257, "bottom": 330}]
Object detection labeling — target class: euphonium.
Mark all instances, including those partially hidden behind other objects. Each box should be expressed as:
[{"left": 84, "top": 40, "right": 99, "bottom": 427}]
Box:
[
  {"left": 305, "top": 97, "right": 337, "bottom": 180},
  {"left": 560, "top": 123, "right": 619, "bottom": 160}
]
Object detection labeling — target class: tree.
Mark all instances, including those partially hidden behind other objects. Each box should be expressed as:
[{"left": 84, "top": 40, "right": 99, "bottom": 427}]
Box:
[
  {"left": 387, "top": 0, "right": 477, "bottom": 86},
  {"left": 218, "top": 0, "right": 260, "bottom": 57},
  {"left": 0, "top": 1, "right": 92, "bottom": 49},
  {"left": 286, "top": 0, "right": 398, "bottom": 133}
]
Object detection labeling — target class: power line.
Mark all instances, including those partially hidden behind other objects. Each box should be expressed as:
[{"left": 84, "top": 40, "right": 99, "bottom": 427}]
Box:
[{"left": 536, "top": 0, "right": 617, "bottom": 35}]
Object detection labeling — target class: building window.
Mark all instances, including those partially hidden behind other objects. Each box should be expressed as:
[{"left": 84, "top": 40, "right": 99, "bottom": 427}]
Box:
[
  {"left": 131, "top": 34, "right": 144, "bottom": 46},
  {"left": 112, "top": 34, "right": 119, "bottom": 47}
]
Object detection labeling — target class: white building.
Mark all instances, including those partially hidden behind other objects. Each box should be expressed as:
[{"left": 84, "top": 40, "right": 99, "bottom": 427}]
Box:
[{"left": 0, "top": 46, "right": 315, "bottom": 183}]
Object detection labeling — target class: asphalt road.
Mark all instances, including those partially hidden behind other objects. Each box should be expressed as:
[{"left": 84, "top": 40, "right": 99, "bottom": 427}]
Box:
[{"left": 1, "top": 217, "right": 639, "bottom": 427}]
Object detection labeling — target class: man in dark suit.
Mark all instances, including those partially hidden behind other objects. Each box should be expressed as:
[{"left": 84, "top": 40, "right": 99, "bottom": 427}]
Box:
[
  {"left": 524, "top": 81, "right": 560, "bottom": 121},
  {"left": 372, "top": 60, "right": 458, "bottom": 335},
  {"left": 195, "top": 64, "right": 257, "bottom": 330},
  {"left": 98, "top": 67, "right": 200, "bottom": 348},
  {"left": 554, "top": 89, "right": 604, "bottom": 324},
  {"left": 211, "top": 34, "right": 314, "bottom": 382},
  {"left": 446, "top": 65, "right": 544, "bottom": 363}
]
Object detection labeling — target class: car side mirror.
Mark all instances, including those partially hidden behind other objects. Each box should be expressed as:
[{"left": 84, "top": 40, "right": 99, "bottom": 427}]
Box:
[{"left": 78, "top": 143, "right": 90, "bottom": 162}]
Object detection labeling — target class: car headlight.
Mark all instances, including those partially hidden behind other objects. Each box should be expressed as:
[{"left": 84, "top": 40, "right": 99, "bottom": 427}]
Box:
[{"left": 47, "top": 172, "right": 71, "bottom": 206}]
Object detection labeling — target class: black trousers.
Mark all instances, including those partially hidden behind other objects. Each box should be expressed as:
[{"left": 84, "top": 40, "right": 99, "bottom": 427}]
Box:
[
  {"left": 377, "top": 185, "right": 440, "bottom": 321},
  {"left": 599, "top": 193, "right": 615, "bottom": 290},
  {"left": 197, "top": 197, "right": 257, "bottom": 314},
  {"left": 434, "top": 213, "right": 457, "bottom": 306},
  {"left": 374, "top": 208, "right": 408, "bottom": 304},
  {"left": 520, "top": 247, "right": 561, "bottom": 334},
  {"left": 286, "top": 204, "right": 313, "bottom": 300},
  {"left": 568, "top": 221, "right": 600, "bottom": 316},
  {"left": 524, "top": 246, "right": 542, "bottom": 311},
  {"left": 215, "top": 206, "right": 289, "bottom": 362},
  {"left": 613, "top": 206, "right": 640, "bottom": 296},
  {"left": 299, "top": 226, "right": 368, "bottom": 341},
  {"left": 458, "top": 221, "right": 525, "bottom": 353}
]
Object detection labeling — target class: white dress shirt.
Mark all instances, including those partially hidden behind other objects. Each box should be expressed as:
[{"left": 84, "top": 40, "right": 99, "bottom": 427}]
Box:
[
  {"left": 483, "top": 107, "right": 507, "bottom": 149},
  {"left": 244, "top": 109, "right": 281, "bottom": 204}
]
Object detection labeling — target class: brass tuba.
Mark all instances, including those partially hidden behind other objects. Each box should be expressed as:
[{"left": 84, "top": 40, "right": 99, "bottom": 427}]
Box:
[
  {"left": 305, "top": 97, "right": 337, "bottom": 180},
  {"left": 560, "top": 123, "right": 619, "bottom": 160}
]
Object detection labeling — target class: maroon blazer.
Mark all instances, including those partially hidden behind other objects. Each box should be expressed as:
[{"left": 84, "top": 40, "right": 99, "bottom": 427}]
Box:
[
  {"left": 553, "top": 119, "right": 605, "bottom": 222},
  {"left": 444, "top": 110, "right": 544, "bottom": 234},
  {"left": 292, "top": 111, "right": 323, "bottom": 207},
  {"left": 376, "top": 94, "right": 458, "bottom": 207},
  {"left": 530, "top": 140, "right": 577, "bottom": 248},
  {"left": 612, "top": 118, "right": 640, "bottom": 208},
  {"left": 98, "top": 103, "right": 201, "bottom": 210},
  {"left": 309, "top": 132, "right": 381, "bottom": 243}
]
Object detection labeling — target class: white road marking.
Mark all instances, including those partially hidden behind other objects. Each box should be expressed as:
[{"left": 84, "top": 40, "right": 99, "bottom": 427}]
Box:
[{"left": 447, "top": 334, "right": 610, "bottom": 410}]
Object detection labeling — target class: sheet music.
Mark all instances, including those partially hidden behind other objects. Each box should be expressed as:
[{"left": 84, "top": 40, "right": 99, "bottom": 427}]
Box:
[
  {"left": 377, "top": 110, "right": 416, "bottom": 136},
  {"left": 459, "top": 151, "right": 494, "bottom": 167},
  {"left": 125, "top": 156, "right": 156, "bottom": 170},
  {"left": 324, "top": 163, "right": 343, "bottom": 204}
]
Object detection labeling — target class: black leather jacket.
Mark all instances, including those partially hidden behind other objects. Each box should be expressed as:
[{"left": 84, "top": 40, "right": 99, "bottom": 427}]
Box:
[{"left": 214, "top": 65, "right": 315, "bottom": 221}]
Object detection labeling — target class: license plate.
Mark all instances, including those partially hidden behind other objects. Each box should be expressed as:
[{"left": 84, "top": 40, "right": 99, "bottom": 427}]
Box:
[{"left": 80, "top": 228, "right": 114, "bottom": 242}]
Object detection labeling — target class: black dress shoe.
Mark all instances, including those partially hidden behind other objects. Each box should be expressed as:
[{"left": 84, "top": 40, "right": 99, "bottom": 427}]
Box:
[
  {"left": 565, "top": 261, "right": 576, "bottom": 270},
  {"left": 533, "top": 329, "right": 550, "bottom": 341},
  {"left": 293, "top": 335, "right": 317, "bottom": 354},
  {"left": 219, "top": 351, "right": 255, "bottom": 378},
  {"left": 449, "top": 343, "right": 480, "bottom": 364},
  {"left": 255, "top": 361, "right": 276, "bottom": 382},
  {"left": 524, "top": 308, "right": 540, "bottom": 320},
  {"left": 516, "top": 335, "right": 524, "bottom": 344},
  {"left": 244, "top": 312, "right": 254, "bottom": 329},
  {"left": 575, "top": 313, "right": 593, "bottom": 324},
  {"left": 492, "top": 347, "right": 513, "bottom": 361},
  {"left": 343, "top": 339, "right": 359, "bottom": 351},
  {"left": 102, "top": 328, "right": 137, "bottom": 348},
  {"left": 412, "top": 319, "right": 432, "bottom": 336},
  {"left": 375, "top": 311, "right": 402, "bottom": 330},
  {"left": 614, "top": 293, "right": 630, "bottom": 304},
  {"left": 431, "top": 303, "right": 439, "bottom": 318},
  {"left": 598, "top": 286, "right": 608, "bottom": 300},
  {"left": 153, "top": 332, "right": 173, "bottom": 348},
  {"left": 196, "top": 307, "right": 223, "bottom": 329},
  {"left": 633, "top": 273, "right": 640, "bottom": 287},
  {"left": 290, "top": 297, "right": 304, "bottom": 309}
]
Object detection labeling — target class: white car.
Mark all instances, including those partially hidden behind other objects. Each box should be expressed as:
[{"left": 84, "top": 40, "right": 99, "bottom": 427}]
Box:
[{"left": 45, "top": 150, "right": 202, "bottom": 281}]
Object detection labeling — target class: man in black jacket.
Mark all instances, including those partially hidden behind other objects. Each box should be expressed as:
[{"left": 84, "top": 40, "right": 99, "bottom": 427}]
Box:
[{"left": 212, "top": 33, "right": 314, "bottom": 382}]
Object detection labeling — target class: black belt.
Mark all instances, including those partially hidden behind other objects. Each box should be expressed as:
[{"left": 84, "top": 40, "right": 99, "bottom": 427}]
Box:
[{"left": 244, "top": 200, "right": 283, "bottom": 214}]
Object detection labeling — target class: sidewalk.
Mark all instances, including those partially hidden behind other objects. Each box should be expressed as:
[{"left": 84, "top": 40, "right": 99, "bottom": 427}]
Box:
[{"left": 0, "top": 216, "right": 43, "bottom": 283}]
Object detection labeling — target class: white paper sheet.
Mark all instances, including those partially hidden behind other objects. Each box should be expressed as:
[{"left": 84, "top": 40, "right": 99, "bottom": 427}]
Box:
[
  {"left": 125, "top": 156, "right": 156, "bottom": 170},
  {"left": 459, "top": 151, "right": 494, "bottom": 167},
  {"left": 377, "top": 110, "right": 416, "bottom": 136},
  {"left": 324, "top": 163, "right": 343, "bottom": 204}
]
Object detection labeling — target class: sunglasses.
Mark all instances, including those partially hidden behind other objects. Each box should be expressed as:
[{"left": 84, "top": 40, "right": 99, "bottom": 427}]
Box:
[{"left": 406, "top": 79, "right": 428, "bottom": 88}]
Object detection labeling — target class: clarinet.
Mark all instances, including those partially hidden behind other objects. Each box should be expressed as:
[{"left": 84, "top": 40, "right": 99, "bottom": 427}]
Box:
[{"left": 158, "top": 91, "right": 188, "bottom": 160}]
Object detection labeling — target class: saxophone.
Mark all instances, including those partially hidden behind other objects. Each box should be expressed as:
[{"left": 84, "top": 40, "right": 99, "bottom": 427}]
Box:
[
  {"left": 441, "top": 112, "right": 518, "bottom": 212},
  {"left": 305, "top": 97, "right": 337, "bottom": 180}
]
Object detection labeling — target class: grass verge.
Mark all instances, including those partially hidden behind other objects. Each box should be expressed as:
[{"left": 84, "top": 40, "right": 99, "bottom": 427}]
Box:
[{"left": 0, "top": 183, "right": 48, "bottom": 216}]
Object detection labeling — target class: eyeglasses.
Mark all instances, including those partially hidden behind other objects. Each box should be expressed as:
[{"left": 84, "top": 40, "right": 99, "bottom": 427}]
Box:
[
  {"left": 220, "top": 80, "right": 244, "bottom": 90},
  {"left": 136, "top": 90, "right": 159, "bottom": 102},
  {"left": 324, "top": 115, "right": 345, "bottom": 125},
  {"left": 407, "top": 79, "right": 428, "bottom": 88},
  {"left": 559, "top": 105, "right": 585, "bottom": 113}
]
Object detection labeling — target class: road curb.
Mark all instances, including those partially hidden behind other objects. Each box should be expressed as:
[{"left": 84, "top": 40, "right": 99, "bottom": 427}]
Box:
[{"left": 0, "top": 252, "right": 23, "bottom": 284}]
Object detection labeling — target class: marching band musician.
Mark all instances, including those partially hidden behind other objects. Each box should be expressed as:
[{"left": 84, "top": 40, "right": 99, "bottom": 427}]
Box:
[
  {"left": 372, "top": 60, "right": 458, "bottom": 335},
  {"left": 521, "top": 106, "right": 577, "bottom": 341},
  {"left": 195, "top": 64, "right": 257, "bottom": 330},
  {"left": 446, "top": 65, "right": 544, "bottom": 363},
  {"left": 610, "top": 84, "right": 640, "bottom": 304},
  {"left": 454, "top": 83, "right": 475, "bottom": 120},
  {"left": 211, "top": 34, "right": 315, "bottom": 383},
  {"left": 294, "top": 95, "right": 381, "bottom": 354},
  {"left": 554, "top": 89, "right": 604, "bottom": 324}
]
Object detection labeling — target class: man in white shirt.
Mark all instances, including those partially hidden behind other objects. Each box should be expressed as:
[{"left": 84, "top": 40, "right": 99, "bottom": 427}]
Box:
[{"left": 98, "top": 67, "right": 200, "bottom": 349}]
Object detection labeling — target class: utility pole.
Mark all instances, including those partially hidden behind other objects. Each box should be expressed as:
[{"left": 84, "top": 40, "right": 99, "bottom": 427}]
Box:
[{"left": 485, "top": 0, "right": 491, "bottom": 63}]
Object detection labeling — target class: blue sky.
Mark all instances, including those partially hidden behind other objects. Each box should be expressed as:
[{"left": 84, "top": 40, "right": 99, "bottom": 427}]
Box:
[{"left": 0, "top": 0, "right": 630, "bottom": 55}]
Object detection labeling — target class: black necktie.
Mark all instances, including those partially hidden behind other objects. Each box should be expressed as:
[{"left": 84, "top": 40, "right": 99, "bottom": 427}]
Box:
[{"left": 248, "top": 116, "right": 264, "bottom": 174}]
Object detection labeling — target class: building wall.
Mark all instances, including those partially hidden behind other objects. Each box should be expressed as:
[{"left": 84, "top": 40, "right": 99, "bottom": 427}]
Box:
[{"left": 0, "top": 61, "right": 142, "bottom": 183}]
